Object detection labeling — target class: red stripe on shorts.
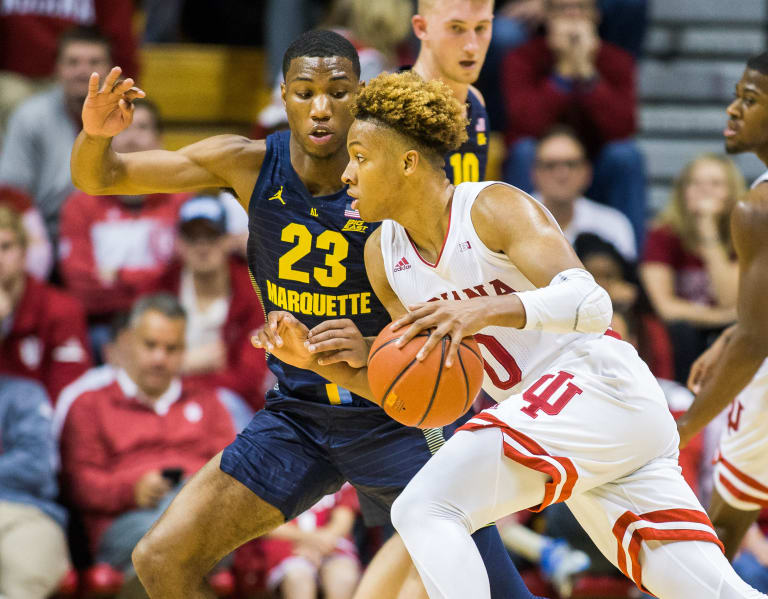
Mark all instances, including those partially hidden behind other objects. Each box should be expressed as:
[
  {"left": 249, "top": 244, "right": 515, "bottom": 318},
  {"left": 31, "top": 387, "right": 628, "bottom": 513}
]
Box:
[
  {"left": 718, "top": 472, "right": 768, "bottom": 508},
  {"left": 612, "top": 509, "right": 723, "bottom": 594},
  {"left": 459, "top": 413, "right": 578, "bottom": 511},
  {"left": 718, "top": 455, "right": 768, "bottom": 496}
]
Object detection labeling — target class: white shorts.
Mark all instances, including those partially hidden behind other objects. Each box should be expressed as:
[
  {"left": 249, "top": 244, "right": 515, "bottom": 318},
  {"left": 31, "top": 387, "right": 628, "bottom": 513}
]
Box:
[
  {"left": 714, "top": 358, "right": 768, "bottom": 511},
  {"left": 459, "top": 336, "right": 723, "bottom": 591}
]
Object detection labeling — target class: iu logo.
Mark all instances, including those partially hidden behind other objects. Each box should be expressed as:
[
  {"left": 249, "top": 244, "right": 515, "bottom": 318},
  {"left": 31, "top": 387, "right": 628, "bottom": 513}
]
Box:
[
  {"left": 520, "top": 371, "right": 583, "bottom": 419},
  {"left": 727, "top": 400, "right": 744, "bottom": 434}
]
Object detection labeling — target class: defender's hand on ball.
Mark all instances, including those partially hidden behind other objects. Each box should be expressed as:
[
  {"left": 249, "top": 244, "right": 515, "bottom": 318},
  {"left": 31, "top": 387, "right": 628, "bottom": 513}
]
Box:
[
  {"left": 82, "top": 66, "right": 145, "bottom": 138},
  {"left": 251, "top": 311, "right": 313, "bottom": 369},
  {"left": 305, "top": 319, "right": 370, "bottom": 368},
  {"left": 392, "top": 299, "right": 488, "bottom": 367}
]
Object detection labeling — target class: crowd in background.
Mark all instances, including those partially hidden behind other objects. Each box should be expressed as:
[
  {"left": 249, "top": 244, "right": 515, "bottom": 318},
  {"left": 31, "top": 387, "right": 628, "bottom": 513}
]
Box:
[{"left": 0, "top": 1, "right": 761, "bottom": 598}]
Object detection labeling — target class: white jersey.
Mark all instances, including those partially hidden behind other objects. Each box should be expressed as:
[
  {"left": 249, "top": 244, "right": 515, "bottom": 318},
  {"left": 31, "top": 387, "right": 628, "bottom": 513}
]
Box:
[
  {"left": 380, "top": 181, "right": 601, "bottom": 402},
  {"left": 751, "top": 170, "right": 768, "bottom": 189}
]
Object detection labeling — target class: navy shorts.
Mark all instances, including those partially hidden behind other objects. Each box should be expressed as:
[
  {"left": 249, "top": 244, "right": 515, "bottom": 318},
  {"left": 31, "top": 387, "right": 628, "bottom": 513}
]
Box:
[{"left": 220, "top": 397, "right": 454, "bottom": 525}]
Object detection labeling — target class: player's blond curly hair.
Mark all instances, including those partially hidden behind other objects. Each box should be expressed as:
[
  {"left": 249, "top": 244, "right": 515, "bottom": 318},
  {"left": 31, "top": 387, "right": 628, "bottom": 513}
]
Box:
[{"left": 353, "top": 71, "right": 468, "bottom": 159}]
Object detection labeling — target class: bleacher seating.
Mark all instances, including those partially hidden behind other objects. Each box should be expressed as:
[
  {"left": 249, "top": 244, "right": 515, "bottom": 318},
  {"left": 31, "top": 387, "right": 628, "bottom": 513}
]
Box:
[{"left": 639, "top": 0, "right": 767, "bottom": 214}]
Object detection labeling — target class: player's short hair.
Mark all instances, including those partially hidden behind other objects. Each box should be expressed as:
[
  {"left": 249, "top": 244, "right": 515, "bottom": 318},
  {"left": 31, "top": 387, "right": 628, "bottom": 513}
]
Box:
[
  {"left": 0, "top": 204, "right": 26, "bottom": 249},
  {"left": 746, "top": 52, "right": 768, "bottom": 76},
  {"left": 282, "top": 30, "right": 361, "bottom": 80},
  {"left": 353, "top": 71, "right": 468, "bottom": 165},
  {"left": 418, "top": 0, "right": 494, "bottom": 15},
  {"left": 57, "top": 25, "right": 112, "bottom": 61},
  {"left": 129, "top": 293, "right": 187, "bottom": 328},
  {"left": 132, "top": 98, "right": 163, "bottom": 133}
]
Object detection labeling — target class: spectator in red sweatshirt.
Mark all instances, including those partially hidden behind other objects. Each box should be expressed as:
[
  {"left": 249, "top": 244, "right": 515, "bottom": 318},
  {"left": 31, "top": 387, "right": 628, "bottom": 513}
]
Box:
[
  {"left": 0, "top": 204, "right": 91, "bottom": 402},
  {"left": 59, "top": 293, "right": 235, "bottom": 580},
  {"left": 147, "top": 195, "right": 271, "bottom": 412},
  {"left": 500, "top": 0, "right": 646, "bottom": 247},
  {"left": 59, "top": 99, "right": 188, "bottom": 360}
]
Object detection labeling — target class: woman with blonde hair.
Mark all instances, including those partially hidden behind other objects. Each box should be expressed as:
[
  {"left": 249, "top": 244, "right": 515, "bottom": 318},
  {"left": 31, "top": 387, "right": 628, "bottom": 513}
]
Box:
[{"left": 640, "top": 153, "right": 745, "bottom": 383}]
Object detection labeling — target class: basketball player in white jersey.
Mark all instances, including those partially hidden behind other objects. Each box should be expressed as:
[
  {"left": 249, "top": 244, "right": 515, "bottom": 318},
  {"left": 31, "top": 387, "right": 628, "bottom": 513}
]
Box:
[
  {"left": 252, "top": 71, "right": 766, "bottom": 599},
  {"left": 676, "top": 52, "right": 768, "bottom": 560}
]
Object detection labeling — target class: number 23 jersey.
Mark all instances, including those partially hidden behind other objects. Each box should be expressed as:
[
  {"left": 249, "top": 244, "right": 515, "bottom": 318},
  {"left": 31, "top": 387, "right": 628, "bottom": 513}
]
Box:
[
  {"left": 379, "top": 181, "right": 594, "bottom": 403},
  {"left": 247, "top": 130, "right": 389, "bottom": 406}
]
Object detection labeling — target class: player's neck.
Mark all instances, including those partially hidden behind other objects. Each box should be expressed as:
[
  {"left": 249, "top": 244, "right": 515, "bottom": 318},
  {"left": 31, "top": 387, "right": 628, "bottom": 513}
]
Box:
[
  {"left": 289, "top": 137, "right": 349, "bottom": 197},
  {"left": 412, "top": 57, "right": 470, "bottom": 105},
  {"left": 400, "top": 176, "right": 454, "bottom": 264}
]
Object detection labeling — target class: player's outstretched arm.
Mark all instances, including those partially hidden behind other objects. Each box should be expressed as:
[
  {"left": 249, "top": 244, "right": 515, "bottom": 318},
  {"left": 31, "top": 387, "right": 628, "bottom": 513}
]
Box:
[
  {"left": 393, "top": 184, "right": 612, "bottom": 367},
  {"left": 71, "top": 67, "right": 265, "bottom": 205},
  {"left": 677, "top": 194, "right": 768, "bottom": 447}
]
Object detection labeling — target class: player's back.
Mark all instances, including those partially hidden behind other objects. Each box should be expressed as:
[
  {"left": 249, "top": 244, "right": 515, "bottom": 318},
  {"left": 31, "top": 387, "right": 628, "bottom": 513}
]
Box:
[
  {"left": 380, "top": 181, "right": 598, "bottom": 402},
  {"left": 247, "top": 130, "right": 390, "bottom": 406}
]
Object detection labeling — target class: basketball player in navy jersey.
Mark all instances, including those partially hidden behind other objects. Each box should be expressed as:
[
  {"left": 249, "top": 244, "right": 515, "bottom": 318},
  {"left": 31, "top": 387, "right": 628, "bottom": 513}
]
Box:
[
  {"left": 411, "top": 0, "right": 493, "bottom": 185},
  {"left": 70, "top": 30, "right": 540, "bottom": 599}
]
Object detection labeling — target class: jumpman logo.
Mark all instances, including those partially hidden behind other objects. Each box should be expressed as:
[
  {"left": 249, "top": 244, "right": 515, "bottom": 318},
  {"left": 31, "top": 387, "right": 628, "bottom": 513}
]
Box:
[{"left": 268, "top": 186, "right": 285, "bottom": 205}]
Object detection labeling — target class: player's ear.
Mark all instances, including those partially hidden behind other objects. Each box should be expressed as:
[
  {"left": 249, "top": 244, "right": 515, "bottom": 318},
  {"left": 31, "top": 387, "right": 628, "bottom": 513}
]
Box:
[
  {"left": 280, "top": 82, "right": 287, "bottom": 105},
  {"left": 403, "top": 149, "right": 419, "bottom": 176},
  {"left": 412, "top": 14, "right": 428, "bottom": 41}
]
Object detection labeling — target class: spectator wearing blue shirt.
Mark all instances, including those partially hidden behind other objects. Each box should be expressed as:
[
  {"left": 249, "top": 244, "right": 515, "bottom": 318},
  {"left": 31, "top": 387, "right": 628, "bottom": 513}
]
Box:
[{"left": 0, "top": 376, "right": 70, "bottom": 599}]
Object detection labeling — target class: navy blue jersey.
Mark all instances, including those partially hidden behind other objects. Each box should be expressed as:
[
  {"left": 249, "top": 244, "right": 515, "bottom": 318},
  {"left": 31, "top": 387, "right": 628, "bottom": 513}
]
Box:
[
  {"left": 444, "top": 88, "right": 489, "bottom": 184},
  {"left": 247, "top": 130, "right": 390, "bottom": 406}
]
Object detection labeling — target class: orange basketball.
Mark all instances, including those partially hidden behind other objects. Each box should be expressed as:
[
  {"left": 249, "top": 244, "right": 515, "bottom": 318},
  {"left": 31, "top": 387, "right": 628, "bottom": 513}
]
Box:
[{"left": 367, "top": 322, "right": 485, "bottom": 428}]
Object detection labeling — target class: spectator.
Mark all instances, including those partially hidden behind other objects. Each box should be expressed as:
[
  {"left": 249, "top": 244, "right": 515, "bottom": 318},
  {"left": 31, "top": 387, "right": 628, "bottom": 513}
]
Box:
[
  {"left": 262, "top": 483, "right": 361, "bottom": 599},
  {"left": 532, "top": 126, "right": 637, "bottom": 261},
  {"left": 0, "top": 205, "right": 91, "bottom": 401},
  {"left": 0, "top": 185, "right": 53, "bottom": 280},
  {"left": 59, "top": 293, "right": 235, "bottom": 582},
  {"left": 574, "top": 233, "right": 673, "bottom": 379},
  {"left": 640, "top": 154, "right": 743, "bottom": 383},
  {"left": 0, "top": 26, "right": 112, "bottom": 245},
  {"left": 0, "top": 376, "right": 70, "bottom": 599},
  {"left": 58, "top": 99, "right": 188, "bottom": 359},
  {"left": 0, "top": 2, "right": 136, "bottom": 136},
  {"left": 147, "top": 195, "right": 271, "bottom": 411},
  {"left": 500, "top": 0, "right": 646, "bottom": 246}
]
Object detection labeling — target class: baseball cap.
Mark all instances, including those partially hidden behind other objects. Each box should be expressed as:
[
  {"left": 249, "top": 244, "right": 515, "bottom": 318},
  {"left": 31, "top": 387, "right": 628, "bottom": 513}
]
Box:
[{"left": 178, "top": 195, "right": 227, "bottom": 234}]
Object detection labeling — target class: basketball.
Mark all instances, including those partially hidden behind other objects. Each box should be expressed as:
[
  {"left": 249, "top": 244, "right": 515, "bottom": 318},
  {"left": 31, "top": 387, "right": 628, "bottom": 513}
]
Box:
[{"left": 367, "top": 323, "right": 485, "bottom": 428}]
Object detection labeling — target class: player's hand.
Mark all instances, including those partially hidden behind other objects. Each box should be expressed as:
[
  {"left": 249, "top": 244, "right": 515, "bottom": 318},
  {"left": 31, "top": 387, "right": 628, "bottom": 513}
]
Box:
[
  {"left": 391, "top": 299, "right": 489, "bottom": 368},
  {"left": 305, "top": 319, "right": 371, "bottom": 368},
  {"left": 134, "top": 470, "right": 172, "bottom": 508},
  {"left": 251, "top": 311, "right": 313, "bottom": 369},
  {"left": 687, "top": 326, "right": 734, "bottom": 394},
  {"left": 82, "top": 66, "right": 146, "bottom": 138}
]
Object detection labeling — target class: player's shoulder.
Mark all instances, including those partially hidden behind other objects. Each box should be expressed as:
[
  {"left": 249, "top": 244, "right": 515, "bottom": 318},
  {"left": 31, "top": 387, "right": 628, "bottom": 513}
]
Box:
[
  {"left": 471, "top": 183, "right": 555, "bottom": 250},
  {"left": 732, "top": 186, "right": 768, "bottom": 256},
  {"left": 468, "top": 85, "right": 486, "bottom": 107},
  {"left": 364, "top": 225, "right": 384, "bottom": 260}
]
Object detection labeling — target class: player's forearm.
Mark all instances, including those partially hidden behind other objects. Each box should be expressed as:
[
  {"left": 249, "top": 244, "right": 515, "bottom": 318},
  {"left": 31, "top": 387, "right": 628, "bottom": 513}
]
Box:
[
  {"left": 71, "top": 131, "right": 123, "bottom": 194},
  {"left": 678, "top": 327, "right": 768, "bottom": 439}
]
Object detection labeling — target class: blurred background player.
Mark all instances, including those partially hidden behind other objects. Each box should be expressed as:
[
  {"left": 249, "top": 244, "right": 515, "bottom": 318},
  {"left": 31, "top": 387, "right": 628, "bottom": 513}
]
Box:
[
  {"left": 411, "top": 0, "right": 493, "bottom": 185},
  {"left": 677, "top": 52, "right": 768, "bottom": 560}
]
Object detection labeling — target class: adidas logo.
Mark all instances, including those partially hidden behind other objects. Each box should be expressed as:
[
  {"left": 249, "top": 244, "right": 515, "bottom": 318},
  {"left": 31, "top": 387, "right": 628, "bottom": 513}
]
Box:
[{"left": 393, "top": 257, "right": 411, "bottom": 272}]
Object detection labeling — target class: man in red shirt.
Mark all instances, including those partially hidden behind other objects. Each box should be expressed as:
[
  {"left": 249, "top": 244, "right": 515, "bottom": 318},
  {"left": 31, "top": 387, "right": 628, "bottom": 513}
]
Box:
[
  {"left": 59, "top": 293, "right": 235, "bottom": 581},
  {"left": 0, "top": 204, "right": 91, "bottom": 402},
  {"left": 148, "top": 195, "right": 271, "bottom": 412},
  {"left": 59, "top": 99, "right": 188, "bottom": 359},
  {"left": 500, "top": 0, "right": 646, "bottom": 247}
]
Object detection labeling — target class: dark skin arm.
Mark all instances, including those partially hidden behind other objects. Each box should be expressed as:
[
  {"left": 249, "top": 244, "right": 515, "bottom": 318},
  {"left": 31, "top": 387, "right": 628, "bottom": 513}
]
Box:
[
  {"left": 251, "top": 226, "right": 408, "bottom": 404},
  {"left": 393, "top": 184, "right": 586, "bottom": 367},
  {"left": 71, "top": 66, "right": 264, "bottom": 209},
  {"left": 677, "top": 189, "right": 768, "bottom": 447}
]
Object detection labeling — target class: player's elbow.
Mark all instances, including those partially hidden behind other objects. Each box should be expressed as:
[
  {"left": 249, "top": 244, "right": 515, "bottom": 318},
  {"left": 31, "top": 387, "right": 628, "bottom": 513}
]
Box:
[{"left": 575, "top": 284, "right": 613, "bottom": 334}]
